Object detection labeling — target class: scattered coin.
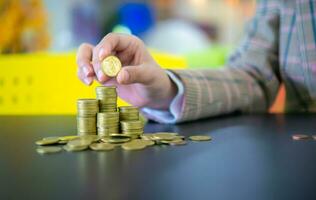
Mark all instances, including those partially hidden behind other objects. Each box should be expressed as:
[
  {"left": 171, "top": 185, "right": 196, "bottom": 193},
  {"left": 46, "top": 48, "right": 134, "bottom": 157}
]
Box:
[
  {"left": 169, "top": 140, "right": 187, "bottom": 146},
  {"left": 37, "top": 146, "right": 62, "bottom": 154},
  {"left": 64, "top": 145, "right": 88, "bottom": 152},
  {"left": 292, "top": 134, "right": 310, "bottom": 140},
  {"left": 59, "top": 135, "right": 78, "bottom": 141},
  {"left": 89, "top": 143, "right": 115, "bottom": 151},
  {"left": 130, "top": 139, "right": 155, "bottom": 147},
  {"left": 101, "top": 55, "right": 122, "bottom": 77},
  {"left": 122, "top": 142, "right": 146, "bottom": 151},
  {"left": 189, "top": 135, "right": 212, "bottom": 141},
  {"left": 35, "top": 138, "right": 60, "bottom": 146}
]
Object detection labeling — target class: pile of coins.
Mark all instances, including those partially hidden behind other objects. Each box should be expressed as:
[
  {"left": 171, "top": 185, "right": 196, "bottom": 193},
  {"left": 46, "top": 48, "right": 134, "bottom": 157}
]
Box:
[
  {"left": 96, "top": 86, "right": 117, "bottom": 112},
  {"left": 77, "top": 99, "right": 98, "bottom": 135},
  {"left": 35, "top": 133, "right": 212, "bottom": 154},
  {"left": 77, "top": 84, "right": 145, "bottom": 139}
]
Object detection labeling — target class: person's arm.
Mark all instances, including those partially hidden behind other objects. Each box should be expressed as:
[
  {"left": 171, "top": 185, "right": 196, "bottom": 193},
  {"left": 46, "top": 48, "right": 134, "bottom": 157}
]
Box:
[{"left": 143, "top": 0, "right": 281, "bottom": 123}]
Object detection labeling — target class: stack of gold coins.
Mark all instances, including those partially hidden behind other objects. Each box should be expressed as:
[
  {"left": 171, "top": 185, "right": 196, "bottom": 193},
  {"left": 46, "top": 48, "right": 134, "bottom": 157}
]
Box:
[
  {"left": 119, "top": 106, "right": 139, "bottom": 121},
  {"left": 97, "top": 112, "right": 120, "bottom": 136},
  {"left": 77, "top": 99, "right": 99, "bottom": 135},
  {"left": 120, "top": 120, "right": 144, "bottom": 139},
  {"left": 96, "top": 86, "right": 117, "bottom": 112}
]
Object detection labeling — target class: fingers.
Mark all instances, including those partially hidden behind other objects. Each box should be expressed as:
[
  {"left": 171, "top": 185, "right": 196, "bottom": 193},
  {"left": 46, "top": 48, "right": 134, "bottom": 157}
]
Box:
[
  {"left": 92, "top": 33, "right": 139, "bottom": 83},
  {"left": 76, "top": 43, "right": 95, "bottom": 85},
  {"left": 77, "top": 68, "right": 94, "bottom": 85},
  {"left": 117, "top": 64, "right": 152, "bottom": 85}
]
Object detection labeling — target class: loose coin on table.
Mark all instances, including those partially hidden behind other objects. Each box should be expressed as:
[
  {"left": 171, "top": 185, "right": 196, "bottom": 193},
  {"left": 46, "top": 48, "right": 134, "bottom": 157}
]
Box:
[
  {"left": 292, "top": 134, "right": 310, "bottom": 140},
  {"left": 101, "top": 55, "right": 122, "bottom": 77},
  {"left": 37, "top": 146, "right": 62, "bottom": 154},
  {"left": 189, "top": 135, "right": 212, "bottom": 141},
  {"left": 122, "top": 142, "right": 146, "bottom": 151},
  {"left": 35, "top": 137, "right": 60, "bottom": 146},
  {"left": 90, "top": 143, "right": 115, "bottom": 151}
]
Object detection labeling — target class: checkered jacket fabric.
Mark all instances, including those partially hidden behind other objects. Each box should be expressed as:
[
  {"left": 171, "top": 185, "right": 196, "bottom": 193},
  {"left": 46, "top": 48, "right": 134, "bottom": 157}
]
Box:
[{"left": 170, "top": 0, "right": 316, "bottom": 122}]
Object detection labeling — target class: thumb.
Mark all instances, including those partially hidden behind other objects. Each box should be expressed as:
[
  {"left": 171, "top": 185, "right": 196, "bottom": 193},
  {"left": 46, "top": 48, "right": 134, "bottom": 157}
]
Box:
[{"left": 117, "top": 64, "right": 151, "bottom": 85}]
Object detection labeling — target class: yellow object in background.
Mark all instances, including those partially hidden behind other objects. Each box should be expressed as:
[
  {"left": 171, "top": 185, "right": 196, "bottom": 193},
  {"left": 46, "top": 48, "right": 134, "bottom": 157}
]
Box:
[{"left": 0, "top": 51, "right": 187, "bottom": 115}]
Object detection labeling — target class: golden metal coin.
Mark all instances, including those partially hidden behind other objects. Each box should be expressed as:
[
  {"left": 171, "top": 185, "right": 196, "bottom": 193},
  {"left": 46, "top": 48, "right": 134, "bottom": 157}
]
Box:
[
  {"left": 122, "top": 142, "right": 146, "bottom": 151},
  {"left": 37, "top": 146, "right": 62, "bottom": 154},
  {"left": 35, "top": 138, "right": 60, "bottom": 146},
  {"left": 292, "top": 134, "right": 310, "bottom": 140},
  {"left": 108, "top": 137, "right": 131, "bottom": 144},
  {"left": 130, "top": 139, "right": 155, "bottom": 146},
  {"left": 89, "top": 143, "right": 115, "bottom": 151},
  {"left": 63, "top": 145, "right": 88, "bottom": 152},
  {"left": 169, "top": 140, "right": 187, "bottom": 146},
  {"left": 58, "top": 140, "right": 68, "bottom": 144},
  {"left": 67, "top": 138, "right": 92, "bottom": 148},
  {"left": 59, "top": 135, "right": 78, "bottom": 141},
  {"left": 152, "top": 133, "right": 178, "bottom": 141},
  {"left": 101, "top": 56, "right": 122, "bottom": 77},
  {"left": 189, "top": 135, "right": 212, "bottom": 141}
]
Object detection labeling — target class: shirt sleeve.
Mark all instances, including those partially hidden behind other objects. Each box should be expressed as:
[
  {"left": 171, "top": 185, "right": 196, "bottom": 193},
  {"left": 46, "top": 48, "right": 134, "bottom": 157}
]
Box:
[{"left": 141, "top": 70, "right": 185, "bottom": 124}]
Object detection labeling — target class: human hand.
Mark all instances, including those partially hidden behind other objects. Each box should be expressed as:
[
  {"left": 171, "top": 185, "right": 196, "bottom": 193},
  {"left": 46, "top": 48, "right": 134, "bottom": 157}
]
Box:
[{"left": 76, "top": 33, "right": 177, "bottom": 110}]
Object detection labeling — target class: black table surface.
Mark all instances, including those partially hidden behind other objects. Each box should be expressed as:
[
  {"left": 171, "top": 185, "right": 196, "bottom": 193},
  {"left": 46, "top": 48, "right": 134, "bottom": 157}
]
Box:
[{"left": 1, "top": 114, "right": 316, "bottom": 200}]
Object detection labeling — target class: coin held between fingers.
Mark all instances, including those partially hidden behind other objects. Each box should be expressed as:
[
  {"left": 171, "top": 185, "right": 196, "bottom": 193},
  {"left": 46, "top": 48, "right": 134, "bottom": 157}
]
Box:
[{"left": 101, "top": 56, "right": 122, "bottom": 77}]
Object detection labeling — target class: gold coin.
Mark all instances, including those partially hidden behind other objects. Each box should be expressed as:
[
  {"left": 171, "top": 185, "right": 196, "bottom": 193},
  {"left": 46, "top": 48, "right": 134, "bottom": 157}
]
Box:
[
  {"left": 169, "top": 140, "right": 187, "bottom": 146},
  {"left": 189, "top": 135, "right": 212, "bottom": 141},
  {"left": 122, "top": 142, "right": 146, "bottom": 151},
  {"left": 36, "top": 146, "right": 62, "bottom": 154},
  {"left": 108, "top": 137, "right": 131, "bottom": 144},
  {"left": 152, "top": 133, "right": 178, "bottom": 141},
  {"left": 101, "top": 56, "right": 122, "bottom": 77},
  {"left": 58, "top": 140, "right": 68, "bottom": 144},
  {"left": 292, "top": 134, "right": 310, "bottom": 140},
  {"left": 59, "top": 135, "right": 78, "bottom": 141},
  {"left": 35, "top": 138, "right": 60, "bottom": 146},
  {"left": 89, "top": 143, "right": 115, "bottom": 151},
  {"left": 67, "top": 138, "right": 92, "bottom": 148},
  {"left": 63, "top": 145, "right": 88, "bottom": 152},
  {"left": 140, "top": 135, "right": 154, "bottom": 141},
  {"left": 109, "top": 133, "right": 131, "bottom": 138},
  {"left": 130, "top": 139, "right": 155, "bottom": 146}
]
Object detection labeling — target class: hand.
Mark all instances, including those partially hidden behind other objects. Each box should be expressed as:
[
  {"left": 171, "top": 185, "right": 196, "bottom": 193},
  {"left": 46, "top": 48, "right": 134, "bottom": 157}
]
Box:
[{"left": 76, "top": 33, "right": 177, "bottom": 110}]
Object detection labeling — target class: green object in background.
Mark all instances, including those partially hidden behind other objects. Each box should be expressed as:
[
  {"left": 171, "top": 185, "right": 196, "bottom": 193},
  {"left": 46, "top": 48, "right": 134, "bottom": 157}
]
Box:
[{"left": 184, "top": 45, "right": 232, "bottom": 69}]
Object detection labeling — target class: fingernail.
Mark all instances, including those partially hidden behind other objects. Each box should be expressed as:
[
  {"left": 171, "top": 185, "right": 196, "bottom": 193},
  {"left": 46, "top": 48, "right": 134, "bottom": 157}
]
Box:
[
  {"left": 97, "top": 70, "right": 105, "bottom": 81},
  {"left": 83, "top": 77, "right": 92, "bottom": 85},
  {"left": 82, "top": 66, "right": 90, "bottom": 77},
  {"left": 99, "top": 48, "right": 105, "bottom": 61}
]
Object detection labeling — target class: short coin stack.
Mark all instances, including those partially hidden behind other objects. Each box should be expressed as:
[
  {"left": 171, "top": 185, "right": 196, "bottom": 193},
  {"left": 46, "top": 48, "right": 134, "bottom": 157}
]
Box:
[
  {"left": 119, "top": 106, "right": 139, "bottom": 121},
  {"left": 96, "top": 86, "right": 117, "bottom": 112},
  {"left": 77, "top": 99, "right": 98, "bottom": 135},
  {"left": 120, "top": 120, "right": 144, "bottom": 139},
  {"left": 97, "top": 112, "right": 120, "bottom": 136}
]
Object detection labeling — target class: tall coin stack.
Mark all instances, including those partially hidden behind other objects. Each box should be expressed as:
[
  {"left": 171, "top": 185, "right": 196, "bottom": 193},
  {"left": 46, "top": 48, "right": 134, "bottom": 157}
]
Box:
[
  {"left": 97, "top": 112, "right": 120, "bottom": 136},
  {"left": 96, "top": 86, "right": 117, "bottom": 112},
  {"left": 77, "top": 99, "right": 99, "bottom": 135},
  {"left": 119, "top": 106, "right": 139, "bottom": 121},
  {"left": 120, "top": 120, "right": 144, "bottom": 139}
]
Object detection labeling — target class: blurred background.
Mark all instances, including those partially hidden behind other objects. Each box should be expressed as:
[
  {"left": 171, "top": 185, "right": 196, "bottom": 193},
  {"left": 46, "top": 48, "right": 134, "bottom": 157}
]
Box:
[{"left": 1, "top": 0, "right": 284, "bottom": 115}]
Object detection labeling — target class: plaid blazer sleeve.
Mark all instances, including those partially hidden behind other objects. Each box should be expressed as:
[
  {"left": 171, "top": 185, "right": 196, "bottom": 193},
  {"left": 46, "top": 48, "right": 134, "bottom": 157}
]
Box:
[{"left": 170, "top": 0, "right": 281, "bottom": 123}]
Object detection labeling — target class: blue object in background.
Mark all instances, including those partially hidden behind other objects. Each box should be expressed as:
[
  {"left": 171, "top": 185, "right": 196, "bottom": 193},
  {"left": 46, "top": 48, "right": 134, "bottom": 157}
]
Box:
[{"left": 118, "top": 2, "right": 155, "bottom": 37}]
